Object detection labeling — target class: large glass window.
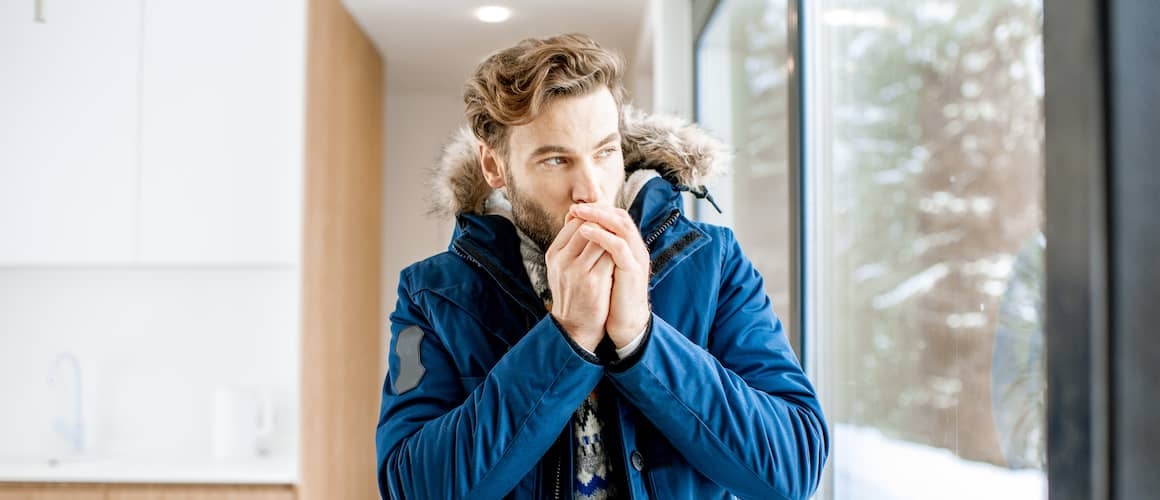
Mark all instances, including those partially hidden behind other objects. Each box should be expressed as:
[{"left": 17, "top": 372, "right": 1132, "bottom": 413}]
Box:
[
  {"left": 697, "top": 0, "right": 1047, "bottom": 498},
  {"left": 696, "top": 0, "right": 794, "bottom": 344},
  {"left": 808, "top": 0, "right": 1046, "bottom": 497}
]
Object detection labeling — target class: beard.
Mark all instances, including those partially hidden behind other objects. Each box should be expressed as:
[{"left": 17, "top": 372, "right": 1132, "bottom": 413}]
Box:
[
  {"left": 504, "top": 170, "right": 626, "bottom": 254},
  {"left": 504, "top": 172, "right": 560, "bottom": 254}
]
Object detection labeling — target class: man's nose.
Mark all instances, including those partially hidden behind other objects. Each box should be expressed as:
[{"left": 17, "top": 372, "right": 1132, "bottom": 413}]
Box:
[{"left": 571, "top": 160, "right": 604, "bottom": 204}]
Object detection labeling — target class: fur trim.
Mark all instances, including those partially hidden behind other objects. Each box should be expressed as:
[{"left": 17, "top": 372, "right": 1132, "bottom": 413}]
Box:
[
  {"left": 428, "top": 105, "right": 731, "bottom": 218},
  {"left": 620, "top": 106, "right": 730, "bottom": 189},
  {"left": 427, "top": 126, "right": 493, "bottom": 219}
]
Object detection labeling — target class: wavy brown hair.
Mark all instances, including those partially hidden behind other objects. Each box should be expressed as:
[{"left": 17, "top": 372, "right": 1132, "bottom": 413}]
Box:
[{"left": 464, "top": 33, "right": 627, "bottom": 160}]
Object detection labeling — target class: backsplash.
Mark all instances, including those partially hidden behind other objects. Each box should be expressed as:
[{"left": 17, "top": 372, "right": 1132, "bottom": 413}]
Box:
[{"left": 0, "top": 267, "right": 299, "bottom": 470}]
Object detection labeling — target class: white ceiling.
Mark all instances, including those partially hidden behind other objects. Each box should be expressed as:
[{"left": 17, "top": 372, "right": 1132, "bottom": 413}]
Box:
[{"left": 342, "top": 0, "right": 649, "bottom": 92}]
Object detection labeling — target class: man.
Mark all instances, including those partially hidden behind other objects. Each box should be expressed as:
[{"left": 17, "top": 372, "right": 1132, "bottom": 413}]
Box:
[{"left": 376, "top": 33, "right": 828, "bottom": 499}]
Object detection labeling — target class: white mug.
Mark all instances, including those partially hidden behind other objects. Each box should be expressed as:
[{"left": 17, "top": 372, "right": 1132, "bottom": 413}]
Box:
[{"left": 211, "top": 386, "right": 273, "bottom": 460}]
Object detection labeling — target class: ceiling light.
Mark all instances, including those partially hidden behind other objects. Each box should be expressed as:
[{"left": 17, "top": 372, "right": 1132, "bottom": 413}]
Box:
[{"left": 475, "top": 6, "right": 511, "bottom": 23}]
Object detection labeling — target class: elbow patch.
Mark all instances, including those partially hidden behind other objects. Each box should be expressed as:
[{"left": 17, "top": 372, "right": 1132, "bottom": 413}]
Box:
[{"left": 393, "top": 326, "right": 427, "bottom": 394}]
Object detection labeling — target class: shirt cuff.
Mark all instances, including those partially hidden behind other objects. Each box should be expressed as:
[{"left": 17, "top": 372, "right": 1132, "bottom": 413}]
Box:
[{"left": 615, "top": 325, "right": 648, "bottom": 359}]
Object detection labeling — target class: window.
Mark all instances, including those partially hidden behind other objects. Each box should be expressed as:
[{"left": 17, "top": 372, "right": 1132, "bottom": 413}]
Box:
[
  {"left": 696, "top": 0, "right": 1048, "bottom": 498},
  {"left": 696, "top": 0, "right": 795, "bottom": 345}
]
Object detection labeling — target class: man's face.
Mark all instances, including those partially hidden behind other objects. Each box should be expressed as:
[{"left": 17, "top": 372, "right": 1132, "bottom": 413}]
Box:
[{"left": 493, "top": 88, "right": 625, "bottom": 252}]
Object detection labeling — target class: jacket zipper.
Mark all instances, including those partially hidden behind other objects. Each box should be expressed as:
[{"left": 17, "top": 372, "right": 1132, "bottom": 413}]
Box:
[
  {"left": 546, "top": 419, "right": 569, "bottom": 500},
  {"left": 452, "top": 242, "right": 545, "bottom": 316},
  {"left": 552, "top": 451, "right": 563, "bottom": 499},
  {"left": 643, "top": 209, "right": 680, "bottom": 247}
]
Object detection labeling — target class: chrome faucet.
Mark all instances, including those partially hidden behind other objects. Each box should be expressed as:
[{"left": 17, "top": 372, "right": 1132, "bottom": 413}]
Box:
[{"left": 47, "top": 352, "right": 85, "bottom": 454}]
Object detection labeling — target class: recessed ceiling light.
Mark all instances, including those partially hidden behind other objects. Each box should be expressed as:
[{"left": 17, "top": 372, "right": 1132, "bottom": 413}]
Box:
[{"left": 475, "top": 5, "right": 511, "bottom": 23}]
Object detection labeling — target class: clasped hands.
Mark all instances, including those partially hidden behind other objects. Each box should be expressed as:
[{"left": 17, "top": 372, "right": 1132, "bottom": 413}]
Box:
[{"left": 546, "top": 203, "right": 651, "bottom": 353}]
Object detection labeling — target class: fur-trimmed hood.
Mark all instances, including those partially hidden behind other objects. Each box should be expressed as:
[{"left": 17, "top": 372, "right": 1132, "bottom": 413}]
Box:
[{"left": 428, "top": 105, "right": 731, "bottom": 218}]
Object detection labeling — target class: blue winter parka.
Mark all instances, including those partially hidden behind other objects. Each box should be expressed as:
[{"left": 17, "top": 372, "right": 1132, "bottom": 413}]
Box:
[{"left": 376, "top": 108, "right": 829, "bottom": 500}]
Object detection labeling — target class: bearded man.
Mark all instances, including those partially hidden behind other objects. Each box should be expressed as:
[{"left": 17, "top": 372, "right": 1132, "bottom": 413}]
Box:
[{"left": 376, "top": 33, "right": 828, "bottom": 500}]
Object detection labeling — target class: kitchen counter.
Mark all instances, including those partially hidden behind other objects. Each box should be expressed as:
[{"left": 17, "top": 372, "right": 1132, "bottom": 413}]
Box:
[{"left": 0, "top": 456, "right": 296, "bottom": 484}]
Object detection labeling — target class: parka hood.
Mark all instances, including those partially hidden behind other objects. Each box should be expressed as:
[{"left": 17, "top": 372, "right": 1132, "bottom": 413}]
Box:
[{"left": 427, "top": 105, "right": 732, "bottom": 218}]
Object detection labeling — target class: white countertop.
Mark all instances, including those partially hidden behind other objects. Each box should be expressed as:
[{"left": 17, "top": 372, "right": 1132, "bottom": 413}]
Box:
[{"left": 0, "top": 456, "right": 296, "bottom": 484}]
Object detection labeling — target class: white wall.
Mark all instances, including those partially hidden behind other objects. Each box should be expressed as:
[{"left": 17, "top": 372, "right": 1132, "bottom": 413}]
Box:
[
  {"left": 647, "top": 0, "right": 694, "bottom": 119},
  {"left": 379, "top": 88, "right": 461, "bottom": 376},
  {"left": 645, "top": 0, "right": 700, "bottom": 214},
  {"left": 626, "top": 8, "right": 655, "bottom": 112}
]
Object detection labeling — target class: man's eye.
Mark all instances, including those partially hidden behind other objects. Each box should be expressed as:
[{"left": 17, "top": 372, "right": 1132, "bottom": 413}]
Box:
[
  {"left": 543, "top": 157, "right": 568, "bottom": 166},
  {"left": 596, "top": 147, "right": 619, "bottom": 159}
]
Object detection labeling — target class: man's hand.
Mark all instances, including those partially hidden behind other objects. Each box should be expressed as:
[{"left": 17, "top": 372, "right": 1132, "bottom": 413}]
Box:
[
  {"left": 568, "top": 204, "right": 651, "bottom": 349},
  {"left": 546, "top": 215, "right": 615, "bottom": 353}
]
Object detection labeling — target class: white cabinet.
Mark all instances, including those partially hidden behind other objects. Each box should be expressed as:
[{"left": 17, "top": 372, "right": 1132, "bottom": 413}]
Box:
[
  {"left": 0, "top": 0, "right": 306, "bottom": 267},
  {"left": 138, "top": 0, "right": 305, "bottom": 265},
  {"left": 0, "top": 0, "right": 142, "bottom": 265}
]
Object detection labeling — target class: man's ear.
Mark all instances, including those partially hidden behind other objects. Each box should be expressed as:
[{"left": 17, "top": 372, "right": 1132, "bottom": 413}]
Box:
[{"left": 478, "top": 143, "right": 506, "bottom": 189}]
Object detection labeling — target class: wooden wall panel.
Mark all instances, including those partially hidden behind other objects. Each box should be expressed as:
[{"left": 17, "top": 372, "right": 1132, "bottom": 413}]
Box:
[{"left": 300, "top": 0, "right": 385, "bottom": 499}]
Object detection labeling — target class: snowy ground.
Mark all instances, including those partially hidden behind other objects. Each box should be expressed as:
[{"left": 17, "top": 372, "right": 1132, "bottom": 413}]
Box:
[{"left": 830, "top": 424, "right": 1047, "bottom": 500}]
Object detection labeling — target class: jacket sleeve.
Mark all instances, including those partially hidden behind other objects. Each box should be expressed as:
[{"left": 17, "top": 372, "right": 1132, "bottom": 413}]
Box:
[
  {"left": 607, "top": 228, "right": 830, "bottom": 500},
  {"left": 376, "top": 267, "right": 604, "bottom": 499}
]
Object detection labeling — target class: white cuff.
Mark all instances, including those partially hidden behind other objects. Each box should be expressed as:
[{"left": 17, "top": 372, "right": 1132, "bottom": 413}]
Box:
[
  {"left": 615, "top": 325, "right": 648, "bottom": 359},
  {"left": 573, "top": 325, "right": 649, "bottom": 359}
]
